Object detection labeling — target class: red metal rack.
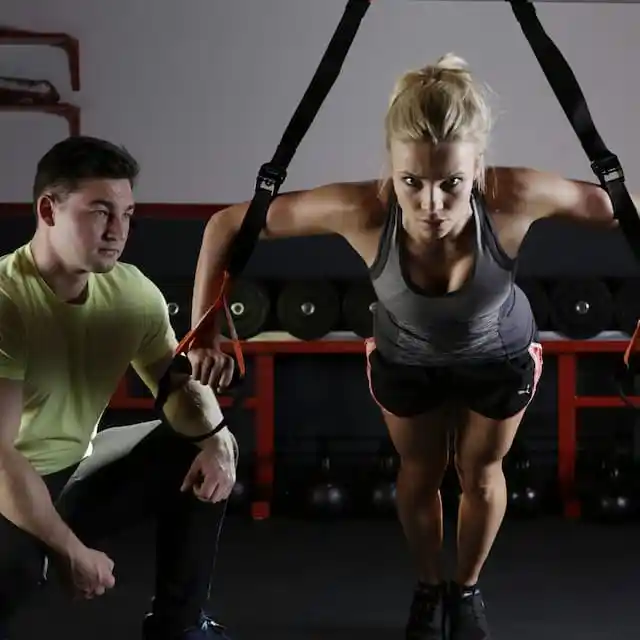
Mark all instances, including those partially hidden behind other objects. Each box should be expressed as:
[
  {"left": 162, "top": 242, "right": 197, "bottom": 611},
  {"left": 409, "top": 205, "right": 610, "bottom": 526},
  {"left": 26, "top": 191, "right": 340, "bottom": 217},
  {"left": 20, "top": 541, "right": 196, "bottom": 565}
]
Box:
[{"left": 109, "top": 337, "right": 640, "bottom": 521}]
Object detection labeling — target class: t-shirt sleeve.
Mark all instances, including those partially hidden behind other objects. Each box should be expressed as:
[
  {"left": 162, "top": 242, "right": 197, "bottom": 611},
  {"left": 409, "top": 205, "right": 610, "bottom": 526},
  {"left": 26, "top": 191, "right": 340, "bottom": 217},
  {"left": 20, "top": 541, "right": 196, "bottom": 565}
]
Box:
[
  {"left": 131, "top": 274, "right": 179, "bottom": 369},
  {"left": 0, "top": 290, "right": 27, "bottom": 381}
]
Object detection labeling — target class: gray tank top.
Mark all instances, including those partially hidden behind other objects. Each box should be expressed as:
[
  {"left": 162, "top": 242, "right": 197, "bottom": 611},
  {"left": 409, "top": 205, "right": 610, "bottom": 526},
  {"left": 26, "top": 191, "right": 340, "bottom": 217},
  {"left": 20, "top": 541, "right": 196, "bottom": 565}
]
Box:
[{"left": 369, "top": 188, "right": 537, "bottom": 367}]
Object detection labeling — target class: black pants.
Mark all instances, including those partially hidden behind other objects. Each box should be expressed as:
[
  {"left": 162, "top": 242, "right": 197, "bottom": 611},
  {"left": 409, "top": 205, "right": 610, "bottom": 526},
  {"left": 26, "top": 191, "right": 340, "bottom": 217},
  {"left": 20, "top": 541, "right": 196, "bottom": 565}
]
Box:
[{"left": 0, "top": 421, "right": 228, "bottom": 632}]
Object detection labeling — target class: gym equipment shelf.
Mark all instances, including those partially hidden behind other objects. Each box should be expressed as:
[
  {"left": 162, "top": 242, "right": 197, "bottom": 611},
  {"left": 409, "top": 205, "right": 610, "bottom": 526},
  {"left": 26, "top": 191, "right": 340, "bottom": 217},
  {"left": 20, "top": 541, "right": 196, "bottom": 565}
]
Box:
[
  {"left": 0, "top": 26, "right": 81, "bottom": 135},
  {"left": 0, "top": 103, "right": 80, "bottom": 135},
  {"left": 0, "top": 27, "right": 80, "bottom": 90},
  {"left": 108, "top": 333, "right": 640, "bottom": 521}
]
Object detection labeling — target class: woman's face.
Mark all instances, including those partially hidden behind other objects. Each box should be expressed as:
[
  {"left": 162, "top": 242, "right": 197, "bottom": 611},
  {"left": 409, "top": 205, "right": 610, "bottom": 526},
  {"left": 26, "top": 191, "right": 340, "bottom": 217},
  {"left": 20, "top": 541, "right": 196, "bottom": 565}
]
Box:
[{"left": 389, "top": 138, "right": 480, "bottom": 241}]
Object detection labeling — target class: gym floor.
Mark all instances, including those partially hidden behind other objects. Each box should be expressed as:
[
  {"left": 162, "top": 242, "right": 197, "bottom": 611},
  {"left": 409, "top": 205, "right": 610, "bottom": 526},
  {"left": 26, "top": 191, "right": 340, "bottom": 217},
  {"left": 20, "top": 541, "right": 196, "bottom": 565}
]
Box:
[{"left": 7, "top": 513, "right": 640, "bottom": 640}]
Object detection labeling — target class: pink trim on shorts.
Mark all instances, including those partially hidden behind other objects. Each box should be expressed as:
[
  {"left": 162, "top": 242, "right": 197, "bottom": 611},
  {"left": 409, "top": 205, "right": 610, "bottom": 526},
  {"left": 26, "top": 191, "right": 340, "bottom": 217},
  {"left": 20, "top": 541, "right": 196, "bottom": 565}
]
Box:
[
  {"left": 527, "top": 341, "right": 544, "bottom": 398},
  {"left": 364, "top": 337, "right": 398, "bottom": 417},
  {"left": 364, "top": 338, "right": 544, "bottom": 416}
]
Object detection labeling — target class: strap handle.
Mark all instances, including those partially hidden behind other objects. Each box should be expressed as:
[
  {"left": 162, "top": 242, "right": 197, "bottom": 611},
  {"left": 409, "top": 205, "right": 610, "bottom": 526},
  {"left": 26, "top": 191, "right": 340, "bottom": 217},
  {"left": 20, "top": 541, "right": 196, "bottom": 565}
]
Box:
[
  {"left": 507, "top": 0, "right": 640, "bottom": 403},
  {"left": 154, "top": 0, "right": 371, "bottom": 413}
]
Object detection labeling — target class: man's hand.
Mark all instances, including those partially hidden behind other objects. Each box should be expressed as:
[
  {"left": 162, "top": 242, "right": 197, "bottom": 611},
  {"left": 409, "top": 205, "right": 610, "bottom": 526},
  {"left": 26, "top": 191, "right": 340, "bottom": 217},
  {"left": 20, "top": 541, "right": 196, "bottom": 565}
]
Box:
[
  {"left": 56, "top": 541, "right": 116, "bottom": 600},
  {"left": 180, "top": 432, "right": 236, "bottom": 503}
]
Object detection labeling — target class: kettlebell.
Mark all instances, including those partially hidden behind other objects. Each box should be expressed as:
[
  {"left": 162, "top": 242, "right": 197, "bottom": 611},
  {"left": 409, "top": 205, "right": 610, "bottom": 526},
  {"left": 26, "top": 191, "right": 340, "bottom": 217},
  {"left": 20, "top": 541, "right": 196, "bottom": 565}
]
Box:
[
  {"left": 369, "top": 439, "right": 399, "bottom": 517},
  {"left": 590, "top": 441, "right": 637, "bottom": 522},
  {"left": 306, "top": 438, "right": 349, "bottom": 518},
  {"left": 506, "top": 442, "right": 542, "bottom": 517}
]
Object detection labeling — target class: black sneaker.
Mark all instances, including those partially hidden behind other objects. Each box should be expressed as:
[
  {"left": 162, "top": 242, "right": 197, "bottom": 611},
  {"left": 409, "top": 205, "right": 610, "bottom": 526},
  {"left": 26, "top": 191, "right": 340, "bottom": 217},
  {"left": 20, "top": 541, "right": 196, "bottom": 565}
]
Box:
[
  {"left": 142, "top": 612, "right": 231, "bottom": 640},
  {"left": 448, "top": 582, "right": 491, "bottom": 640},
  {"left": 405, "top": 581, "right": 447, "bottom": 639}
]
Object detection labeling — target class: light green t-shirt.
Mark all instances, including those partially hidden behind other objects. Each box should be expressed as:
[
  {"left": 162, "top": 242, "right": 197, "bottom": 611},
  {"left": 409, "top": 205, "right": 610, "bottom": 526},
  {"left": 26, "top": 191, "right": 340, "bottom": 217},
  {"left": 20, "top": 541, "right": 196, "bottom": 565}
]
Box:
[{"left": 0, "top": 244, "right": 177, "bottom": 475}]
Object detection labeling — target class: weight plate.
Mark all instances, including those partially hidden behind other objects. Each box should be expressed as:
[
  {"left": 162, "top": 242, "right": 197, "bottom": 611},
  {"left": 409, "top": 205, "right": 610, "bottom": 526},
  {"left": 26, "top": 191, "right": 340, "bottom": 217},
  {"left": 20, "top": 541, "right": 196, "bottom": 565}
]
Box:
[
  {"left": 276, "top": 280, "right": 341, "bottom": 340},
  {"left": 613, "top": 278, "right": 640, "bottom": 336},
  {"left": 342, "top": 279, "right": 377, "bottom": 338},
  {"left": 516, "top": 277, "right": 550, "bottom": 331},
  {"left": 220, "top": 278, "right": 271, "bottom": 340},
  {"left": 157, "top": 279, "right": 192, "bottom": 339},
  {"left": 549, "top": 278, "right": 613, "bottom": 339}
]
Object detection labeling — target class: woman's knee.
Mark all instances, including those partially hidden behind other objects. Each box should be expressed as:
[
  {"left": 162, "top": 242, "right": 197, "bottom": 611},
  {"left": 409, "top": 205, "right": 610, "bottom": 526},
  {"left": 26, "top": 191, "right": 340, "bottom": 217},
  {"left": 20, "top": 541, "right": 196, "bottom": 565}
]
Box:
[
  {"left": 398, "top": 451, "right": 450, "bottom": 498},
  {"left": 454, "top": 410, "right": 524, "bottom": 499},
  {"left": 385, "top": 407, "right": 452, "bottom": 490},
  {"left": 454, "top": 457, "right": 506, "bottom": 500}
]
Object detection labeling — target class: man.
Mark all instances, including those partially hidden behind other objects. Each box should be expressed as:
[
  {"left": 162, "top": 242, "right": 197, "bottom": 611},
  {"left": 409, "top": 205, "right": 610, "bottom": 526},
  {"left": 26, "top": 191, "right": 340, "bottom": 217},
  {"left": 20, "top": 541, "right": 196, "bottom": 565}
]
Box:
[{"left": 0, "top": 136, "right": 237, "bottom": 640}]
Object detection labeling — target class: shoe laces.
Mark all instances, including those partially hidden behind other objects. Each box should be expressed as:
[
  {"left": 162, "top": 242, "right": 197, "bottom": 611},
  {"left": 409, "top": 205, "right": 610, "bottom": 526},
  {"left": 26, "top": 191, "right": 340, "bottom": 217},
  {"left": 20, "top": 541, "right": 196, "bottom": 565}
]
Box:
[
  {"left": 199, "top": 616, "right": 228, "bottom": 637},
  {"left": 408, "top": 585, "right": 442, "bottom": 626},
  {"left": 457, "top": 589, "right": 486, "bottom": 625}
]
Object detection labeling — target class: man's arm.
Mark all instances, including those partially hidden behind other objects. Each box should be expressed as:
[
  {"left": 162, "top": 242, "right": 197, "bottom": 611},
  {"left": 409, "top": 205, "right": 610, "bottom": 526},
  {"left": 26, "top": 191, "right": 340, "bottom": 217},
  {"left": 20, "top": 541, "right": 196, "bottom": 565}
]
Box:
[
  {"left": 130, "top": 274, "right": 234, "bottom": 449},
  {"left": 0, "top": 293, "right": 84, "bottom": 555},
  {"left": 0, "top": 379, "right": 84, "bottom": 555},
  {"left": 133, "top": 351, "right": 232, "bottom": 449}
]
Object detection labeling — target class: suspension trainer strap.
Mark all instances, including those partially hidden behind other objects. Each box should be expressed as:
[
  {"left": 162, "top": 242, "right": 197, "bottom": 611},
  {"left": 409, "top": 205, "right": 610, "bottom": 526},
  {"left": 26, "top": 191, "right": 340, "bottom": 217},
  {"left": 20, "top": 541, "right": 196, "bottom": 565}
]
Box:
[
  {"left": 155, "top": 0, "right": 372, "bottom": 413},
  {"left": 507, "top": 0, "right": 640, "bottom": 401}
]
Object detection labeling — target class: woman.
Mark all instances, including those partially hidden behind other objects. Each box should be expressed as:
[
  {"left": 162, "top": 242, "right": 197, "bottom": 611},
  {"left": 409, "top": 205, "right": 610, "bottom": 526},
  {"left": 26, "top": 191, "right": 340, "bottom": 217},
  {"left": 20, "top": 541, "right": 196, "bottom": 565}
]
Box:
[{"left": 187, "top": 54, "right": 620, "bottom": 640}]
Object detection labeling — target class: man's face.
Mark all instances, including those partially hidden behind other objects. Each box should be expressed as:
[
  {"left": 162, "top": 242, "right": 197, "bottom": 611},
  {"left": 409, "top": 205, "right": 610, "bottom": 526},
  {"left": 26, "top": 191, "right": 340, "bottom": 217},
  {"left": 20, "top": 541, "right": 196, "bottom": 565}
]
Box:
[{"left": 39, "top": 178, "right": 135, "bottom": 274}]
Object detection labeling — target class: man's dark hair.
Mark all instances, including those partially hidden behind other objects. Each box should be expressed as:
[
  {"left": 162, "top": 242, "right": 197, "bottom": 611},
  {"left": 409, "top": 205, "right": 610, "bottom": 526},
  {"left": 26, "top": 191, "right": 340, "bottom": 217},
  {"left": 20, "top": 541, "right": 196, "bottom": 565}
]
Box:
[{"left": 32, "top": 135, "right": 140, "bottom": 203}]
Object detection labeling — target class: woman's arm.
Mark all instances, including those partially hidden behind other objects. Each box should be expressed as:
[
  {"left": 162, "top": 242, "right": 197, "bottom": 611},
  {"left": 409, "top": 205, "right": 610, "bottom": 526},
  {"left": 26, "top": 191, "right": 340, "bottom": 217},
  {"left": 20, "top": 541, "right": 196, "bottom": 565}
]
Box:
[
  {"left": 191, "top": 180, "right": 384, "bottom": 337},
  {"left": 487, "top": 165, "right": 631, "bottom": 228}
]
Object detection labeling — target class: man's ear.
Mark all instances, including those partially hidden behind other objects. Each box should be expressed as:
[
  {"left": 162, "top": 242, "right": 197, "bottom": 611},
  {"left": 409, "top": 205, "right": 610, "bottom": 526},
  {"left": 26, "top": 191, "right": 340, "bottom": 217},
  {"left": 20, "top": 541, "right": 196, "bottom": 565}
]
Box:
[{"left": 36, "top": 195, "right": 56, "bottom": 227}]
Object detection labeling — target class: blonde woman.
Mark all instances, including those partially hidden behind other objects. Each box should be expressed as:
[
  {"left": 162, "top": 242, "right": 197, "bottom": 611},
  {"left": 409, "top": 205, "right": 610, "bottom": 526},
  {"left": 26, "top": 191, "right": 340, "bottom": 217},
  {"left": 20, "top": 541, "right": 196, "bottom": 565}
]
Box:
[{"left": 189, "top": 54, "right": 625, "bottom": 640}]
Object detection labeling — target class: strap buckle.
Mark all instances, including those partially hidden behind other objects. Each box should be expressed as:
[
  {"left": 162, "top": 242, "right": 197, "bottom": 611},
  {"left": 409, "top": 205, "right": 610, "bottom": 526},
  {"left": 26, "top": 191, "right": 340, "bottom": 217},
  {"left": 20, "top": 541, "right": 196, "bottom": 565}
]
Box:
[
  {"left": 591, "top": 154, "right": 625, "bottom": 187},
  {"left": 256, "top": 162, "right": 287, "bottom": 195}
]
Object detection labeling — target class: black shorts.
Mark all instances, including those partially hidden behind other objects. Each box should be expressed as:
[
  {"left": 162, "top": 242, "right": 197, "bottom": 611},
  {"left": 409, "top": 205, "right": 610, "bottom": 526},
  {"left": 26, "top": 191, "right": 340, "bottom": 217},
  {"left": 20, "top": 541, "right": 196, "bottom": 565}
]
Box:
[{"left": 365, "top": 338, "right": 543, "bottom": 421}]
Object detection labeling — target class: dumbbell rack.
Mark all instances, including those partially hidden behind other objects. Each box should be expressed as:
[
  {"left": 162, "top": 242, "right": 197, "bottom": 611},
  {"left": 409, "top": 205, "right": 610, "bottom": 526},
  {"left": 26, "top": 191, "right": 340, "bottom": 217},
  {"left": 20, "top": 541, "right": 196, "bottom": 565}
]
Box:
[{"left": 108, "top": 333, "right": 640, "bottom": 521}]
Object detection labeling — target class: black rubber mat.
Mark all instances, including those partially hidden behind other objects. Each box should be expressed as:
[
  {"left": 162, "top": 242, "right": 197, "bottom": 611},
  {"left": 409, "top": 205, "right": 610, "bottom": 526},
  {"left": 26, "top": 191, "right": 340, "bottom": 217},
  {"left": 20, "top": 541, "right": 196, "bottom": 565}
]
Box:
[{"left": 8, "top": 515, "right": 640, "bottom": 639}]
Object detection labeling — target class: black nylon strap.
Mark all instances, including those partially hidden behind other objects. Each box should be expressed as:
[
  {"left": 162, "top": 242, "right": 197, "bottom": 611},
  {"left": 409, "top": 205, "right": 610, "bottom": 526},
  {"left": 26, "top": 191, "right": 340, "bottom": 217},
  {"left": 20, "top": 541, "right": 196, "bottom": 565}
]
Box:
[
  {"left": 154, "top": 0, "right": 371, "bottom": 415},
  {"left": 507, "top": 0, "right": 640, "bottom": 396},
  {"left": 507, "top": 0, "right": 640, "bottom": 262},
  {"left": 155, "top": 353, "right": 191, "bottom": 413},
  {"left": 227, "top": 0, "right": 371, "bottom": 276},
  {"left": 181, "top": 420, "right": 228, "bottom": 444}
]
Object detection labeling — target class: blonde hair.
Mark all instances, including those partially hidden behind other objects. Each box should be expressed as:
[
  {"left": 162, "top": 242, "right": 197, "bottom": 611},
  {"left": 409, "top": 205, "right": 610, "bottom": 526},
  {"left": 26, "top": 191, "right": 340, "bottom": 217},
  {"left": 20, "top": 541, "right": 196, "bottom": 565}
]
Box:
[{"left": 384, "top": 53, "right": 493, "bottom": 189}]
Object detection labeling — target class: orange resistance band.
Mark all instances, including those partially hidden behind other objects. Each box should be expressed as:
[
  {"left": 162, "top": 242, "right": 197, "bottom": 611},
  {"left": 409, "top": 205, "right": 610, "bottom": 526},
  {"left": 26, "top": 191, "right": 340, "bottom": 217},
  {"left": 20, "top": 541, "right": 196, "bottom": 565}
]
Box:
[
  {"left": 623, "top": 319, "right": 640, "bottom": 370},
  {"left": 175, "top": 271, "right": 246, "bottom": 382}
]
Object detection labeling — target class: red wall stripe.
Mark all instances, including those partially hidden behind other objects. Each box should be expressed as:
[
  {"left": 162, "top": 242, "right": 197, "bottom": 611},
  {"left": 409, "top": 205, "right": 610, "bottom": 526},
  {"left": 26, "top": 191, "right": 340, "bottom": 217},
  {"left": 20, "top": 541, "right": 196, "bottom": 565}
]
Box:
[{"left": 0, "top": 202, "right": 229, "bottom": 220}]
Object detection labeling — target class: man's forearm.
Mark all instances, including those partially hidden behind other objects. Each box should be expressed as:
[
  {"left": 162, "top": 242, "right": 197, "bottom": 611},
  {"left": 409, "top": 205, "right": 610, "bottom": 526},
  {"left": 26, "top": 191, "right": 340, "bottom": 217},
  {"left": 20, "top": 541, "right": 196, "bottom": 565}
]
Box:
[
  {"left": 162, "top": 377, "right": 231, "bottom": 449},
  {"left": 0, "top": 446, "right": 82, "bottom": 555}
]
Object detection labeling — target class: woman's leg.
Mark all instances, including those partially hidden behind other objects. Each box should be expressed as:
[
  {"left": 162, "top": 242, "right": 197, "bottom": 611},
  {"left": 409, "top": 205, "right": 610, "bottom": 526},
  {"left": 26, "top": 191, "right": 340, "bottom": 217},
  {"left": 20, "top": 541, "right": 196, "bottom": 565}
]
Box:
[
  {"left": 385, "top": 405, "right": 453, "bottom": 586},
  {"left": 453, "top": 408, "right": 524, "bottom": 588},
  {"left": 365, "top": 339, "right": 454, "bottom": 640},
  {"left": 453, "top": 343, "right": 543, "bottom": 587},
  {"left": 447, "top": 342, "right": 543, "bottom": 640},
  {"left": 444, "top": 407, "right": 524, "bottom": 640}
]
